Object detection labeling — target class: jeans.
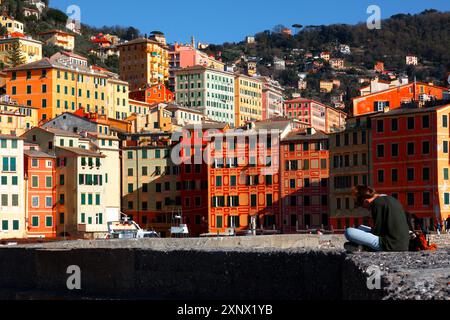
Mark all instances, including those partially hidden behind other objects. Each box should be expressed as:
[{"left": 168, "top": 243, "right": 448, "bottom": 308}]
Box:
[{"left": 345, "top": 225, "right": 383, "bottom": 251}]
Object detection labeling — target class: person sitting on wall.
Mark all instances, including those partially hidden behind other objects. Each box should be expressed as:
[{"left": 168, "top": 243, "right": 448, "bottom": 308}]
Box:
[{"left": 344, "top": 185, "right": 410, "bottom": 253}]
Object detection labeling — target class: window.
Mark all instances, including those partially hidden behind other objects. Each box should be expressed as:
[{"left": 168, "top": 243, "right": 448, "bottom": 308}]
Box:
[
  {"left": 31, "top": 196, "right": 39, "bottom": 208},
  {"left": 445, "top": 168, "right": 450, "bottom": 180},
  {"left": 32, "top": 216, "right": 39, "bottom": 227},
  {"left": 46, "top": 176, "right": 52, "bottom": 188},
  {"left": 423, "top": 192, "right": 430, "bottom": 206},
  {"left": 422, "top": 141, "right": 430, "bottom": 155},
  {"left": 391, "top": 144, "right": 399, "bottom": 157},
  {"left": 377, "top": 120, "right": 384, "bottom": 133},
  {"left": 391, "top": 118, "right": 398, "bottom": 131},
  {"left": 377, "top": 144, "right": 384, "bottom": 157},
  {"left": 422, "top": 115, "right": 430, "bottom": 129},
  {"left": 407, "top": 117, "right": 415, "bottom": 130},
  {"left": 407, "top": 168, "right": 415, "bottom": 181},
  {"left": 215, "top": 176, "right": 222, "bottom": 187},
  {"left": 423, "top": 167, "right": 430, "bottom": 181},
  {"left": 45, "top": 197, "right": 52, "bottom": 208},
  {"left": 378, "top": 170, "right": 384, "bottom": 183},
  {"left": 391, "top": 169, "right": 398, "bottom": 182},
  {"left": 407, "top": 143, "right": 415, "bottom": 156},
  {"left": 407, "top": 193, "right": 415, "bottom": 206},
  {"left": 443, "top": 115, "right": 448, "bottom": 128},
  {"left": 32, "top": 176, "right": 39, "bottom": 188},
  {"left": 230, "top": 176, "right": 237, "bottom": 186},
  {"left": 444, "top": 141, "right": 449, "bottom": 154},
  {"left": 445, "top": 193, "right": 450, "bottom": 206},
  {"left": 266, "top": 194, "right": 273, "bottom": 206},
  {"left": 250, "top": 194, "right": 257, "bottom": 207}
]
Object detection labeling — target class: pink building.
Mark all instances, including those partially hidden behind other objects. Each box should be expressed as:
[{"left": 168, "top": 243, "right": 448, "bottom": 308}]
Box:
[
  {"left": 284, "top": 98, "right": 346, "bottom": 133},
  {"left": 169, "top": 43, "right": 224, "bottom": 90}
]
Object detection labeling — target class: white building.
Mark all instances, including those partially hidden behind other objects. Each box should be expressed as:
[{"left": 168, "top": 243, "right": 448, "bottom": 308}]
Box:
[
  {"left": 406, "top": 55, "right": 418, "bottom": 66},
  {"left": 273, "top": 57, "right": 286, "bottom": 71},
  {"left": 0, "top": 135, "right": 25, "bottom": 239}
]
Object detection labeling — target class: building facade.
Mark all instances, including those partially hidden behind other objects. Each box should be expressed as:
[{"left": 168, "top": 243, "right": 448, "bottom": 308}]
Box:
[
  {"left": 371, "top": 105, "right": 450, "bottom": 231},
  {"left": 129, "top": 83, "right": 174, "bottom": 104},
  {"left": 329, "top": 115, "right": 373, "bottom": 230},
  {"left": 39, "top": 30, "right": 75, "bottom": 51},
  {"left": 6, "top": 52, "right": 130, "bottom": 122},
  {"left": 174, "top": 66, "right": 235, "bottom": 126},
  {"left": 352, "top": 82, "right": 447, "bottom": 116},
  {"left": 260, "top": 77, "right": 284, "bottom": 120},
  {"left": 234, "top": 74, "right": 263, "bottom": 127},
  {"left": 280, "top": 129, "right": 330, "bottom": 233},
  {"left": 284, "top": 98, "right": 346, "bottom": 133},
  {"left": 118, "top": 38, "right": 169, "bottom": 91},
  {"left": 0, "top": 135, "right": 25, "bottom": 239},
  {"left": 121, "top": 133, "right": 181, "bottom": 237},
  {"left": 0, "top": 34, "right": 43, "bottom": 66},
  {"left": 24, "top": 149, "right": 57, "bottom": 238}
]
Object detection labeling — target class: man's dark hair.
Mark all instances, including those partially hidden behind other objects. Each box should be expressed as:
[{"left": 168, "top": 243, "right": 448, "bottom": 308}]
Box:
[{"left": 351, "top": 185, "right": 377, "bottom": 207}]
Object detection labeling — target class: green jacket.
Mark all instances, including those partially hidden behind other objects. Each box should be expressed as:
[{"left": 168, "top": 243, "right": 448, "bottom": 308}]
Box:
[{"left": 370, "top": 195, "right": 410, "bottom": 252}]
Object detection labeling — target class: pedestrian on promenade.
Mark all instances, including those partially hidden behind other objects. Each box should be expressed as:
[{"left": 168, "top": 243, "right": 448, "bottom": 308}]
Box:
[{"left": 344, "top": 185, "right": 410, "bottom": 253}]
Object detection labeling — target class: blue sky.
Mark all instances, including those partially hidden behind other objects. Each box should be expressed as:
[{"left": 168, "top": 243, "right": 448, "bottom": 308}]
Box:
[{"left": 51, "top": 0, "right": 450, "bottom": 44}]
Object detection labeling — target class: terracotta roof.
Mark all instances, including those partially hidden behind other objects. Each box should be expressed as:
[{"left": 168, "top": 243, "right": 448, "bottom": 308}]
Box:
[
  {"left": 39, "top": 29, "right": 75, "bottom": 37},
  {"left": 371, "top": 104, "right": 450, "bottom": 118},
  {"left": 56, "top": 146, "right": 105, "bottom": 157},
  {"left": 34, "top": 126, "right": 80, "bottom": 138},
  {"left": 282, "top": 130, "right": 328, "bottom": 142},
  {"left": 6, "top": 58, "right": 52, "bottom": 71},
  {"left": 24, "top": 150, "right": 55, "bottom": 158},
  {"left": 0, "top": 134, "right": 23, "bottom": 140}
]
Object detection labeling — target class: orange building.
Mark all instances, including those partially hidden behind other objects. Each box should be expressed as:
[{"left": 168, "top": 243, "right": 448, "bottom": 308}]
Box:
[
  {"left": 371, "top": 104, "right": 450, "bottom": 231},
  {"left": 179, "top": 123, "right": 229, "bottom": 236},
  {"left": 205, "top": 120, "right": 299, "bottom": 235},
  {"left": 129, "top": 84, "right": 174, "bottom": 104},
  {"left": 5, "top": 52, "right": 130, "bottom": 122},
  {"left": 24, "top": 148, "right": 57, "bottom": 238},
  {"left": 352, "top": 82, "right": 447, "bottom": 116},
  {"left": 118, "top": 37, "right": 169, "bottom": 91},
  {"left": 280, "top": 129, "right": 330, "bottom": 232}
]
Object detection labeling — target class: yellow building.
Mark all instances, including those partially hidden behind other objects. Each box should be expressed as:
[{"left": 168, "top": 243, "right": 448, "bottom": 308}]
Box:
[
  {"left": 6, "top": 52, "right": 132, "bottom": 122},
  {"left": 0, "top": 14, "right": 24, "bottom": 34},
  {"left": 320, "top": 80, "right": 334, "bottom": 93},
  {"left": 234, "top": 74, "right": 263, "bottom": 127},
  {"left": 38, "top": 29, "right": 75, "bottom": 51},
  {"left": 0, "top": 35, "right": 43, "bottom": 66},
  {"left": 118, "top": 38, "right": 169, "bottom": 91},
  {"left": 0, "top": 99, "right": 39, "bottom": 135}
]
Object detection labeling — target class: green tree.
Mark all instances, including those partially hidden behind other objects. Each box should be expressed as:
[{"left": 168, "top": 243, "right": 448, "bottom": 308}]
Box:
[{"left": 6, "top": 40, "right": 26, "bottom": 67}]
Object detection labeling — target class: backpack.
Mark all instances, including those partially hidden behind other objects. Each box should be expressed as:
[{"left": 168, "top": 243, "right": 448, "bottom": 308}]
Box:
[{"left": 409, "top": 232, "right": 437, "bottom": 251}]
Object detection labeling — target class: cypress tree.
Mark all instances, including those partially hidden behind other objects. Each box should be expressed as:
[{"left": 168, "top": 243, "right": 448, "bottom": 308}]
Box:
[{"left": 6, "top": 40, "right": 26, "bottom": 67}]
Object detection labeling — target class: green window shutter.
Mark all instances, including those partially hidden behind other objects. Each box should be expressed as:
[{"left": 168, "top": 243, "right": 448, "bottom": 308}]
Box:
[
  {"left": 46, "top": 217, "right": 52, "bottom": 227},
  {"left": 13, "top": 220, "right": 19, "bottom": 230},
  {"left": 2, "top": 220, "right": 8, "bottom": 230},
  {"left": 81, "top": 193, "right": 86, "bottom": 205},
  {"left": 32, "top": 217, "right": 39, "bottom": 227}
]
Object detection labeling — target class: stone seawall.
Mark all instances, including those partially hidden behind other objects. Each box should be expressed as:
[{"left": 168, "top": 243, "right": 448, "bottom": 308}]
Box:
[{"left": 0, "top": 235, "right": 448, "bottom": 300}]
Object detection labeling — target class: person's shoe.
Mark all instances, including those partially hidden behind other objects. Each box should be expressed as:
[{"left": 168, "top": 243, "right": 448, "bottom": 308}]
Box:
[{"left": 344, "top": 242, "right": 364, "bottom": 253}]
